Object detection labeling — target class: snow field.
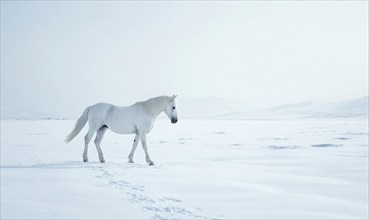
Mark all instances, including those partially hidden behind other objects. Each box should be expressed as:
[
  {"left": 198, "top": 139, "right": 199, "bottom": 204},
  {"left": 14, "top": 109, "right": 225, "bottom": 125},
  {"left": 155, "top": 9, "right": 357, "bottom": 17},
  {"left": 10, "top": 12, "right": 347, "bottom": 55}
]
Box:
[{"left": 1, "top": 119, "right": 368, "bottom": 219}]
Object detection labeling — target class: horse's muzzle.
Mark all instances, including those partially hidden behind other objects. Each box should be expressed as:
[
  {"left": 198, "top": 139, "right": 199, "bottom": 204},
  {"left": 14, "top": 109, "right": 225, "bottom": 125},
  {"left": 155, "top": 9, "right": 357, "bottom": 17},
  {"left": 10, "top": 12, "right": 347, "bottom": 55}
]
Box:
[{"left": 171, "top": 118, "right": 178, "bottom": 124}]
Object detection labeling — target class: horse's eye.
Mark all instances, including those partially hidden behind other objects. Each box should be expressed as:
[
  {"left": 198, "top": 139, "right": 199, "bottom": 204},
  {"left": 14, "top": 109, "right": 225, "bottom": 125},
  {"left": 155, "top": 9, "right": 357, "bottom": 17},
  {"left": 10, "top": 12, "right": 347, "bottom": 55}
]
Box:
[{"left": 172, "top": 107, "right": 176, "bottom": 110}]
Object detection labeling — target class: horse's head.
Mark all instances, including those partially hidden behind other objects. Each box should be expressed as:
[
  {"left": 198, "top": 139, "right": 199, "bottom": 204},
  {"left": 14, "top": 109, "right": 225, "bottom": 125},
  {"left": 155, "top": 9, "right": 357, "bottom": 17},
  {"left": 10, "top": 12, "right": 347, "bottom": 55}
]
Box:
[{"left": 164, "top": 95, "right": 178, "bottom": 124}]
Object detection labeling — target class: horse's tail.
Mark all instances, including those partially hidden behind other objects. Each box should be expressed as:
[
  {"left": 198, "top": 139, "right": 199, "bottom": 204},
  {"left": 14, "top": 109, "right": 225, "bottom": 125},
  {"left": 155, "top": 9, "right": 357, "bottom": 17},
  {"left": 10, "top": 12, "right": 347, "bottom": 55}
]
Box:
[{"left": 65, "top": 107, "right": 90, "bottom": 143}]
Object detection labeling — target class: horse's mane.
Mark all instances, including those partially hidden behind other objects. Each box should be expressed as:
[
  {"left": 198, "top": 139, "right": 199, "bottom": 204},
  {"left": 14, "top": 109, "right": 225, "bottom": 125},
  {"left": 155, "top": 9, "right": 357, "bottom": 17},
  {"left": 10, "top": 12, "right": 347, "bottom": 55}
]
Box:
[{"left": 139, "top": 96, "right": 171, "bottom": 116}]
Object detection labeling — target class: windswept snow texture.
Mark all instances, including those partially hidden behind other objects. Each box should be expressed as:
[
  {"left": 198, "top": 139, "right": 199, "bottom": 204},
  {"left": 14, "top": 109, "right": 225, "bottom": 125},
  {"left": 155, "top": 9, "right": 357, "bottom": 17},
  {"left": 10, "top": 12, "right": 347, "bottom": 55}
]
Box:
[{"left": 1, "top": 119, "right": 368, "bottom": 219}]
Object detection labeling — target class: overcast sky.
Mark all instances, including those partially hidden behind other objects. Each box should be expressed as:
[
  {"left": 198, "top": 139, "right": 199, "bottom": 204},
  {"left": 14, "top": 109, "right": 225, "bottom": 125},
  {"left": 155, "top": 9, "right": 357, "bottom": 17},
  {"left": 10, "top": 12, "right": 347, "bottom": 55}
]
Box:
[{"left": 1, "top": 1, "right": 368, "bottom": 115}]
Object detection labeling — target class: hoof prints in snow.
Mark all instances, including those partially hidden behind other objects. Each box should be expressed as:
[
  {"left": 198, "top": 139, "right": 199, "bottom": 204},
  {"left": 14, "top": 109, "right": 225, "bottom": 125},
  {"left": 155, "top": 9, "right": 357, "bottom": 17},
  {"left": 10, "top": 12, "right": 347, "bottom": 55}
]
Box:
[
  {"left": 311, "top": 144, "right": 343, "bottom": 148},
  {"left": 94, "top": 167, "right": 206, "bottom": 219},
  {"left": 162, "top": 197, "right": 181, "bottom": 203},
  {"left": 268, "top": 145, "right": 300, "bottom": 150}
]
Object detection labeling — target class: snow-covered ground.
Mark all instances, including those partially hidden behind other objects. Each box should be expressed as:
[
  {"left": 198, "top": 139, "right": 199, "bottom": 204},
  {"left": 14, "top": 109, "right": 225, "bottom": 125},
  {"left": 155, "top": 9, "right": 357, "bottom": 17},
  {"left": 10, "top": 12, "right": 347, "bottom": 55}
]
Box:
[{"left": 1, "top": 118, "right": 368, "bottom": 219}]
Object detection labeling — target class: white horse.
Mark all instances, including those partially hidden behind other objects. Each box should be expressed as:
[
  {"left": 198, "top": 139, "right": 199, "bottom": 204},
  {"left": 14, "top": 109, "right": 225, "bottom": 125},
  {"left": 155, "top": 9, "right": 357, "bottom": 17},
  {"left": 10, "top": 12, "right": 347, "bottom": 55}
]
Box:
[{"left": 65, "top": 95, "right": 178, "bottom": 165}]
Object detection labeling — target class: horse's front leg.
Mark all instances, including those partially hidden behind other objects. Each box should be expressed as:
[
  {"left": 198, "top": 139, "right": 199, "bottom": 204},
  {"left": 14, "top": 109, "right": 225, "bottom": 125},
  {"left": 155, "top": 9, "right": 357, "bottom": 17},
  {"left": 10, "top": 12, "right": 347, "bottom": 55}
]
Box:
[
  {"left": 139, "top": 132, "right": 154, "bottom": 166},
  {"left": 128, "top": 133, "right": 139, "bottom": 163}
]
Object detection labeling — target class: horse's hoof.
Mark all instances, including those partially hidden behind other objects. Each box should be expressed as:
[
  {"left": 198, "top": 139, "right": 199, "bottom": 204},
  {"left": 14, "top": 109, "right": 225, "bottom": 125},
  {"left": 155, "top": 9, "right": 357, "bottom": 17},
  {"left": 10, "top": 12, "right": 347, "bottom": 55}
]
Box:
[
  {"left": 100, "top": 160, "right": 105, "bottom": 163},
  {"left": 83, "top": 159, "right": 88, "bottom": 162},
  {"left": 148, "top": 162, "right": 155, "bottom": 166},
  {"left": 128, "top": 160, "right": 134, "bottom": 163}
]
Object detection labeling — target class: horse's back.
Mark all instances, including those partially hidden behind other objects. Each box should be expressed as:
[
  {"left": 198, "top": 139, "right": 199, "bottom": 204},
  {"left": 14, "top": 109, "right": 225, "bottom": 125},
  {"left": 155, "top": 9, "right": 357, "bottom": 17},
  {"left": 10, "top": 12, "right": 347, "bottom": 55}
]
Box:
[
  {"left": 89, "top": 102, "right": 114, "bottom": 118},
  {"left": 87, "top": 102, "right": 112, "bottom": 126}
]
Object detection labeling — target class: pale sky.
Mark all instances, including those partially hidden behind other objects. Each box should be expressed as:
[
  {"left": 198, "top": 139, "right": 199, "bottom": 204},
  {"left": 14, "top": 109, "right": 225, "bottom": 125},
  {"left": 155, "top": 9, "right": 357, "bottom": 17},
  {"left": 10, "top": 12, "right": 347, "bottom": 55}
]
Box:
[{"left": 1, "top": 1, "right": 368, "bottom": 115}]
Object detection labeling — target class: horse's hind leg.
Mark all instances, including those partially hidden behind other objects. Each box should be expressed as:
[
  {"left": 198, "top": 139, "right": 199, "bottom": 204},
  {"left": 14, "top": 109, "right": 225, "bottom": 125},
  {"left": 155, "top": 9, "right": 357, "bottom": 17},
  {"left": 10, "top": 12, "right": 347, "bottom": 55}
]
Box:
[
  {"left": 83, "top": 128, "right": 96, "bottom": 162},
  {"left": 94, "top": 125, "right": 107, "bottom": 163},
  {"left": 128, "top": 133, "right": 139, "bottom": 163}
]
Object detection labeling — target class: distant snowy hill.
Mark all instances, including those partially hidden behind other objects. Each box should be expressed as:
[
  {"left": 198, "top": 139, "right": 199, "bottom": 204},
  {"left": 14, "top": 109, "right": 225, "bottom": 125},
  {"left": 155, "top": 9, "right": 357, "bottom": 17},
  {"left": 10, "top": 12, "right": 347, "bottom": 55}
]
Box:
[
  {"left": 214, "top": 96, "right": 368, "bottom": 119},
  {"left": 1, "top": 107, "right": 60, "bottom": 120},
  {"left": 267, "top": 96, "right": 368, "bottom": 119},
  {"left": 325, "top": 96, "right": 368, "bottom": 117},
  {"left": 179, "top": 96, "right": 368, "bottom": 119}
]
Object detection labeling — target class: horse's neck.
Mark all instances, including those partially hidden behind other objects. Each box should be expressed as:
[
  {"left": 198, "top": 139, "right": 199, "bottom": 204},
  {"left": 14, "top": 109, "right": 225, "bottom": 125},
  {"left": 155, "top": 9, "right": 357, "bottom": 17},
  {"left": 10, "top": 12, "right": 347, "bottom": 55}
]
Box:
[{"left": 140, "top": 96, "right": 169, "bottom": 118}]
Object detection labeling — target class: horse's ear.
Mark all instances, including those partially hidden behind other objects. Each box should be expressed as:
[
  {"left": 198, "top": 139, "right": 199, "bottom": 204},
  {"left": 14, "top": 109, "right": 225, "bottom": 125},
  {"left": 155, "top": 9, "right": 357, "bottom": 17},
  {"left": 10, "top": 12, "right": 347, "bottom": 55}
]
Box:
[{"left": 171, "top": 95, "right": 177, "bottom": 100}]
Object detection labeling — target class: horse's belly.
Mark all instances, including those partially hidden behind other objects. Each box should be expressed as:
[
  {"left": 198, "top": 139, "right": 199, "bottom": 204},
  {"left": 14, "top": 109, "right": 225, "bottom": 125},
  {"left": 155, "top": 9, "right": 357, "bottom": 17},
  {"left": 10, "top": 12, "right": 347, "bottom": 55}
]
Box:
[{"left": 108, "top": 122, "right": 136, "bottom": 134}]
